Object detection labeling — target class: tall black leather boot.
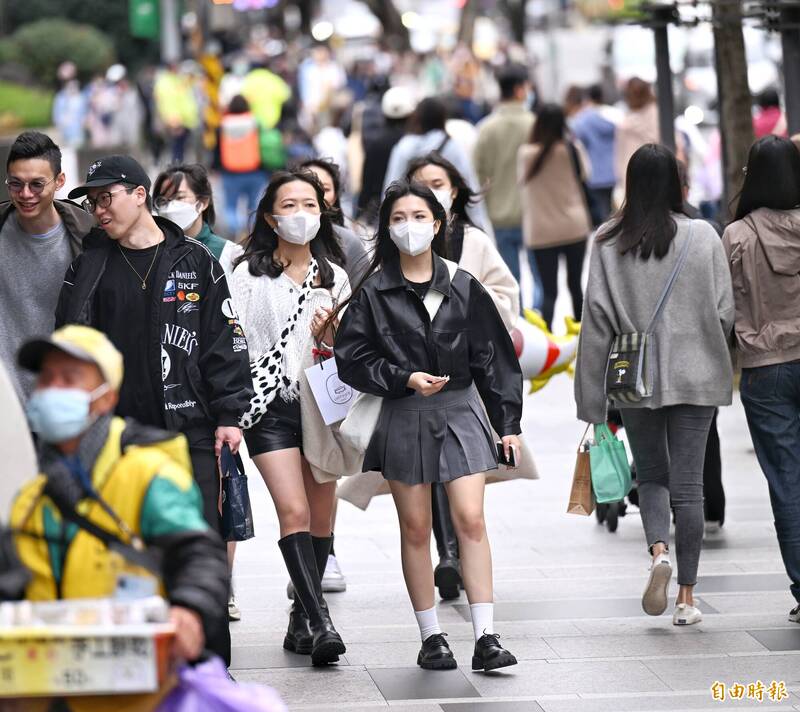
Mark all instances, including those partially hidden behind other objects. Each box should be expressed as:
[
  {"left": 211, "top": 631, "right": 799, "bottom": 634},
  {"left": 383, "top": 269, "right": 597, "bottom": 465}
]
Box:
[
  {"left": 311, "top": 534, "right": 333, "bottom": 601},
  {"left": 279, "top": 532, "right": 345, "bottom": 666},
  {"left": 431, "top": 483, "right": 462, "bottom": 600}
]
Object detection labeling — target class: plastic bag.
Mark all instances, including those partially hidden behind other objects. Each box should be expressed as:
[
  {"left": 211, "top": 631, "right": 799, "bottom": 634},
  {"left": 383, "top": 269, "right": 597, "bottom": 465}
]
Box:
[
  {"left": 158, "top": 656, "right": 287, "bottom": 712},
  {"left": 589, "top": 423, "right": 632, "bottom": 504},
  {"left": 220, "top": 445, "right": 255, "bottom": 542}
]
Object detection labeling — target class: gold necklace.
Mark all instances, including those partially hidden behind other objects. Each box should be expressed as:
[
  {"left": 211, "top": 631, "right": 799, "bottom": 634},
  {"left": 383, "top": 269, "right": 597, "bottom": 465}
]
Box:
[{"left": 117, "top": 241, "right": 161, "bottom": 290}]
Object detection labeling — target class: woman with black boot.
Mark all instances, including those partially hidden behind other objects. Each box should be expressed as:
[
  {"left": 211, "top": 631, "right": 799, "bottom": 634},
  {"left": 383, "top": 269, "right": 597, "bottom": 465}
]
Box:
[
  {"left": 405, "top": 152, "right": 520, "bottom": 600},
  {"left": 230, "top": 169, "right": 348, "bottom": 665},
  {"left": 332, "top": 180, "right": 522, "bottom": 672}
]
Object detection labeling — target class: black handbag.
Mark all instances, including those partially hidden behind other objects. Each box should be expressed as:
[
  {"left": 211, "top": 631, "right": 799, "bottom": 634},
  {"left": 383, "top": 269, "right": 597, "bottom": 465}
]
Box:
[{"left": 220, "top": 445, "right": 255, "bottom": 542}]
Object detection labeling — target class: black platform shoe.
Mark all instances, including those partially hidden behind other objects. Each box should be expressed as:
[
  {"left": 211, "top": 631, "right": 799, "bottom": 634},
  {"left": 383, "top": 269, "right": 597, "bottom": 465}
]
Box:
[
  {"left": 471, "top": 634, "right": 517, "bottom": 672},
  {"left": 417, "top": 633, "right": 458, "bottom": 670},
  {"left": 283, "top": 603, "right": 313, "bottom": 655},
  {"left": 432, "top": 484, "right": 462, "bottom": 600}
]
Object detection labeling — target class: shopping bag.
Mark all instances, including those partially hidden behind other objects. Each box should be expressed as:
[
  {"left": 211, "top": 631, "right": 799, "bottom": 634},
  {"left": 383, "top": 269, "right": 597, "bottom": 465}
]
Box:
[
  {"left": 220, "top": 445, "right": 255, "bottom": 542},
  {"left": 304, "top": 356, "right": 359, "bottom": 425},
  {"left": 158, "top": 656, "right": 287, "bottom": 712},
  {"left": 567, "top": 424, "right": 594, "bottom": 515},
  {"left": 589, "top": 423, "right": 632, "bottom": 504},
  {"left": 339, "top": 391, "right": 383, "bottom": 454}
]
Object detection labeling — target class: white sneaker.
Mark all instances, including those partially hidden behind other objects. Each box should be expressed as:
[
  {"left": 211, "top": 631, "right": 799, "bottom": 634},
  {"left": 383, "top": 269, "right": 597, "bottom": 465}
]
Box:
[
  {"left": 673, "top": 603, "right": 702, "bottom": 626},
  {"left": 642, "top": 552, "right": 672, "bottom": 616},
  {"left": 228, "top": 595, "right": 241, "bottom": 622},
  {"left": 322, "top": 554, "right": 347, "bottom": 593},
  {"left": 789, "top": 604, "right": 800, "bottom": 623}
]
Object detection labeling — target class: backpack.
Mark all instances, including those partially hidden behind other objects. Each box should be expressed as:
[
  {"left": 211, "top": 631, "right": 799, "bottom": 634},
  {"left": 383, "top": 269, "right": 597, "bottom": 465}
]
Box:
[
  {"left": 260, "top": 126, "right": 287, "bottom": 171},
  {"left": 219, "top": 113, "right": 261, "bottom": 173}
]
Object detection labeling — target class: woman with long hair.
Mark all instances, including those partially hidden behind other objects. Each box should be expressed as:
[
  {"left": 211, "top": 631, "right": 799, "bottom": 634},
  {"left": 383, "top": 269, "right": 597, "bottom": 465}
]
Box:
[
  {"left": 518, "top": 103, "right": 592, "bottom": 330},
  {"left": 152, "top": 163, "right": 239, "bottom": 274},
  {"left": 332, "top": 180, "right": 522, "bottom": 672},
  {"left": 723, "top": 135, "right": 800, "bottom": 622},
  {"left": 575, "top": 144, "right": 734, "bottom": 626},
  {"left": 229, "top": 169, "right": 348, "bottom": 665},
  {"left": 405, "top": 152, "right": 520, "bottom": 600},
  {"left": 298, "top": 157, "right": 369, "bottom": 285}
]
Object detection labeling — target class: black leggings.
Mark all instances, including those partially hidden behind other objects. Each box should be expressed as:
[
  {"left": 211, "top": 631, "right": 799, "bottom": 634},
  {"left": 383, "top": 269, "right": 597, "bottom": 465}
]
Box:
[{"left": 531, "top": 239, "right": 587, "bottom": 329}]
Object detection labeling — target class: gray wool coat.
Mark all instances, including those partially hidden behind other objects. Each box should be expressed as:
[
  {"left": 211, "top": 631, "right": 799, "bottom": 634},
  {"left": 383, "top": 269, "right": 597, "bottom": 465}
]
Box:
[{"left": 574, "top": 214, "right": 735, "bottom": 424}]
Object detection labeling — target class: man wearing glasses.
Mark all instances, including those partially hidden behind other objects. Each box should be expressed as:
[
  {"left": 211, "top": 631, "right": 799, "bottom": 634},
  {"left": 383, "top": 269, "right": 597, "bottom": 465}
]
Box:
[
  {"left": 0, "top": 131, "right": 94, "bottom": 400},
  {"left": 54, "top": 154, "right": 253, "bottom": 669}
]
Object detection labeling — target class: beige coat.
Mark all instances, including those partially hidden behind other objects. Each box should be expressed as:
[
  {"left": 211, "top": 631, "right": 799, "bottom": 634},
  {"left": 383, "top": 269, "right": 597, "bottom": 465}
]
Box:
[
  {"left": 518, "top": 141, "right": 592, "bottom": 250},
  {"left": 459, "top": 226, "right": 520, "bottom": 330},
  {"left": 614, "top": 103, "right": 660, "bottom": 192},
  {"left": 723, "top": 207, "right": 800, "bottom": 368}
]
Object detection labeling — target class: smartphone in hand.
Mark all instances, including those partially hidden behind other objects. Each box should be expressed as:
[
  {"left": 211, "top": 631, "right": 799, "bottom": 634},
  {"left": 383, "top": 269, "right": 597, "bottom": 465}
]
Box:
[{"left": 496, "top": 441, "right": 517, "bottom": 467}]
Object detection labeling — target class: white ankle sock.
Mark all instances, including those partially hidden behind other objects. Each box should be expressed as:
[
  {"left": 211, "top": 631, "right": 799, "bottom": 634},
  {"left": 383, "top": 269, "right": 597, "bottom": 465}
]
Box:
[
  {"left": 414, "top": 606, "right": 442, "bottom": 641},
  {"left": 470, "top": 602, "right": 494, "bottom": 639}
]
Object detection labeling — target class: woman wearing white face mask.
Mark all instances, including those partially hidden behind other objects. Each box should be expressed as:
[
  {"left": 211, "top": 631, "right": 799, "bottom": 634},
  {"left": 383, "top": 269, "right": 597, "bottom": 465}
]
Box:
[
  {"left": 229, "top": 169, "right": 350, "bottom": 666},
  {"left": 152, "top": 164, "right": 241, "bottom": 275},
  {"left": 331, "top": 180, "right": 523, "bottom": 672}
]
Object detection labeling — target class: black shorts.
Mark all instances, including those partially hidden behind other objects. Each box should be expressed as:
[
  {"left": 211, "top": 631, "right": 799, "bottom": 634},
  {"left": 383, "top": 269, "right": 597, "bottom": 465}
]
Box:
[{"left": 243, "top": 395, "right": 302, "bottom": 456}]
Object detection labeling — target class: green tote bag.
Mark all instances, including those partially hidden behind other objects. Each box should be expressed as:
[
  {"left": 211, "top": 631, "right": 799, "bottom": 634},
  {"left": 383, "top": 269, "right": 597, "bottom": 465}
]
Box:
[{"left": 589, "top": 423, "right": 632, "bottom": 504}]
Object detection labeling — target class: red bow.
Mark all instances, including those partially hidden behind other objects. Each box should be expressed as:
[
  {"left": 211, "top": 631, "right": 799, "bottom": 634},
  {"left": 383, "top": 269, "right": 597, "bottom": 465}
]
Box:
[{"left": 312, "top": 347, "right": 333, "bottom": 360}]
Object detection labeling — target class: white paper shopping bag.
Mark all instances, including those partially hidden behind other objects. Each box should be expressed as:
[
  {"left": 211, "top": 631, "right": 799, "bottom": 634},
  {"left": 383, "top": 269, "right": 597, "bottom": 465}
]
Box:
[{"left": 304, "top": 357, "right": 359, "bottom": 425}]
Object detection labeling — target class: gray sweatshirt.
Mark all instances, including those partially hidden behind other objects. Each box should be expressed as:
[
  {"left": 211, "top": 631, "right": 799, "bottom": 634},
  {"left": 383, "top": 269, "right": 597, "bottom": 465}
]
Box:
[{"left": 575, "top": 214, "right": 735, "bottom": 424}]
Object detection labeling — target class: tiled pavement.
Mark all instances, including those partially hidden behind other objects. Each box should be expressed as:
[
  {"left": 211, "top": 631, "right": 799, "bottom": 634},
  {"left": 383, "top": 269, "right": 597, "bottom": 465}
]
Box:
[{"left": 230, "top": 371, "right": 800, "bottom": 711}]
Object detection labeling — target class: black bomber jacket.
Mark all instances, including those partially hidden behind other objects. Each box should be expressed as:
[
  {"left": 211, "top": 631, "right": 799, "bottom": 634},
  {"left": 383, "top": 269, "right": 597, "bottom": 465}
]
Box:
[
  {"left": 334, "top": 253, "right": 523, "bottom": 436},
  {"left": 55, "top": 217, "right": 253, "bottom": 439}
]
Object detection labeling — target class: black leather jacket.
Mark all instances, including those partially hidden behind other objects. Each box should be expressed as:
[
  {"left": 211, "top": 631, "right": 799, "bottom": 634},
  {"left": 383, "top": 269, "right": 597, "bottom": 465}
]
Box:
[{"left": 334, "top": 254, "right": 523, "bottom": 436}]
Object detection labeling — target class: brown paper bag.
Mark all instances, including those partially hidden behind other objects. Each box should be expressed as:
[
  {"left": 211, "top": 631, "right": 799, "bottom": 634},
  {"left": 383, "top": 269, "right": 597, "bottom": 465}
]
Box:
[{"left": 567, "top": 425, "right": 595, "bottom": 516}]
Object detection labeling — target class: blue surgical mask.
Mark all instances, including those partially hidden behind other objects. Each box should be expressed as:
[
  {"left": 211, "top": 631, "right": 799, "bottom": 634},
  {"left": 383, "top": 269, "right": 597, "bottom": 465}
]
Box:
[{"left": 26, "top": 384, "right": 109, "bottom": 444}]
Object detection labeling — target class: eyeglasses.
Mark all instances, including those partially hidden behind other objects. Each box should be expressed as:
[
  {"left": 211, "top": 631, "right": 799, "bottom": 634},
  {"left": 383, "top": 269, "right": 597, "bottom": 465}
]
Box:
[
  {"left": 5, "top": 177, "right": 56, "bottom": 195},
  {"left": 82, "top": 188, "right": 130, "bottom": 214}
]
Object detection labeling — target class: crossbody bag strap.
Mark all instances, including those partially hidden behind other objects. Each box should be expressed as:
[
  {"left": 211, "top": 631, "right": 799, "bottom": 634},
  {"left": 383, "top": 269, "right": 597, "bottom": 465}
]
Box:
[{"left": 645, "top": 223, "right": 693, "bottom": 335}]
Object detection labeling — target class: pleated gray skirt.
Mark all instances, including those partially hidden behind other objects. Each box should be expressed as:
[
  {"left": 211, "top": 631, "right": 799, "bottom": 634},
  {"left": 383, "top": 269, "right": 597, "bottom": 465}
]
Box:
[{"left": 363, "top": 385, "right": 498, "bottom": 485}]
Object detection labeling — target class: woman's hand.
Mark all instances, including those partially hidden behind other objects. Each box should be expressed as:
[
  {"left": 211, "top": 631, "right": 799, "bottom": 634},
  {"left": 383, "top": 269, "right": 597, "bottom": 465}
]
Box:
[
  {"left": 407, "top": 372, "right": 449, "bottom": 397},
  {"left": 311, "top": 306, "right": 336, "bottom": 344},
  {"left": 501, "top": 434, "right": 522, "bottom": 467}
]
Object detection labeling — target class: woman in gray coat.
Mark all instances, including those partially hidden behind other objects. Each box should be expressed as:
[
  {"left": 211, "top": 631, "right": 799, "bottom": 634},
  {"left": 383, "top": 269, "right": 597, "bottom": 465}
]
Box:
[{"left": 575, "top": 144, "right": 734, "bottom": 627}]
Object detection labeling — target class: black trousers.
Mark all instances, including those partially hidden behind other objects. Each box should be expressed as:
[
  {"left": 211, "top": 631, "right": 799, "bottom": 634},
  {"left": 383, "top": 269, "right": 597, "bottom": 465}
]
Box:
[
  {"left": 189, "top": 447, "right": 231, "bottom": 666},
  {"left": 703, "top": 410, "right": 725, "bottom": 525},
  {"left": 531, "top": 240, "right": 587, "bottom": 330}
]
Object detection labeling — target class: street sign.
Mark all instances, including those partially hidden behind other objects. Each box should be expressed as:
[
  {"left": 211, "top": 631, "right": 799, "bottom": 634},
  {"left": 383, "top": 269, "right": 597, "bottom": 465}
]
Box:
[{"left": 131, "top": 0, "right": 160, "bottom": 39}]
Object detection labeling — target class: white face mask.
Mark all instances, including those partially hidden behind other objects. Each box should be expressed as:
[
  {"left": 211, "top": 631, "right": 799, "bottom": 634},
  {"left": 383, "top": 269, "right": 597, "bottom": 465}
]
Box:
[
  {"left": 389, "top": 221, "right": 436, "bottom": 256},
  {"left": 157, "top": 200, "right": 200, "bottom": 231},
  {"left": 431, "top": 188, "right": 453, "bottom": 214},
  {"left": 273, "top": 211, "right": 321, "bottom": 245}
]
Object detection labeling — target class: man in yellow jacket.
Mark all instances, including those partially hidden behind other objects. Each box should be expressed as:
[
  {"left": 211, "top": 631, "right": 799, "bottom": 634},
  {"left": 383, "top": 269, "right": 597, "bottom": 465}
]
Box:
[{"left": 8, "top": 325, "right": 229, "bottom": 711}]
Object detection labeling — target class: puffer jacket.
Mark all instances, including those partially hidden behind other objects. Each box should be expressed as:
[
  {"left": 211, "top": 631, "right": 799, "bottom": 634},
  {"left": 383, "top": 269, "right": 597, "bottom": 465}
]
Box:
[{"left": 723, "top": 207, "right": 800, "bottom": 368}]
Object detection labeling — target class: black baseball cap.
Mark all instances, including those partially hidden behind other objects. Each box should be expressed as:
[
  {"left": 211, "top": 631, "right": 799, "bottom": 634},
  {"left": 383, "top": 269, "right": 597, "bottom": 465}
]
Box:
[{"left": 68, "top": 155, "right": 151, "bottom": 199}]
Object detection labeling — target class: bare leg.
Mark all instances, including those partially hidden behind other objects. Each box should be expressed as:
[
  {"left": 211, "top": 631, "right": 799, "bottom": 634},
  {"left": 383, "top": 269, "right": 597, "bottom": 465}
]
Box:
[
  {"left": 251, "top": 448, "right": 310, "bottom": 536},
  {"left": 301, "top": 457, "right": 337, "bottom": 538},
  {"left": 444, "top": 474, "right": 492, "bottom": 604},
  {"left": 388, "top": 480, "right": 435, "bottom": 611}
]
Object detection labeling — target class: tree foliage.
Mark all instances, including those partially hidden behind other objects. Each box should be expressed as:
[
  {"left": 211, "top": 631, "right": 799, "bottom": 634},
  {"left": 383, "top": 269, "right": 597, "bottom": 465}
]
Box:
[
  {"left": 4, "top": 19, "right": 115, "bottom": 87},
  {"left": 5, "top": 0, "right": 159, "bottom": 72}
]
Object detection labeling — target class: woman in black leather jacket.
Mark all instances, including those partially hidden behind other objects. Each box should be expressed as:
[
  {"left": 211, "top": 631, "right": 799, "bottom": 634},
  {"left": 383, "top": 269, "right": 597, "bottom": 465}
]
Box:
[{"left": 333, "top": 180, "right": 523, "bottom": 673}]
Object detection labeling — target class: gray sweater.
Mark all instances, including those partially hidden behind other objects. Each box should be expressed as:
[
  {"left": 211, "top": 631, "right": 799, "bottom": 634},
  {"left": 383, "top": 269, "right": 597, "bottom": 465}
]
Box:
[{"left": 575, "top": 215, "right": 735, "bottom": 424}]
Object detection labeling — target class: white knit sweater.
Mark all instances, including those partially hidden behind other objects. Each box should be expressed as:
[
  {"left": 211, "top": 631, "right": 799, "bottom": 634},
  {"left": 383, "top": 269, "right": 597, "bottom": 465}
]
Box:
[{"left": 230, "top": 259, "right": 350, "bottom": 398}]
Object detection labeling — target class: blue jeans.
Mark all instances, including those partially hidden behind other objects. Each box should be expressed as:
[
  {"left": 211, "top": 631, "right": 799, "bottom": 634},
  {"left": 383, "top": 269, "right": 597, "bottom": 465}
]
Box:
[
  {"left": 221, "top": 170, "right": 267, "bottom": 236},
  {"left": 494, "top": 226, "right": 543, "bottom": 312},
  {"left": 740, "top": 362, "right": 800, "bottom": 604}
]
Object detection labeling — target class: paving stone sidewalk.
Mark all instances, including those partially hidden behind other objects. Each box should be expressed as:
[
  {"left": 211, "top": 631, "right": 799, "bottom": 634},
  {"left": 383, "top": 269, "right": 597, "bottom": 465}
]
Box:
[{"left": 230, "top": 372, "right": 800, "bottom": 711}]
